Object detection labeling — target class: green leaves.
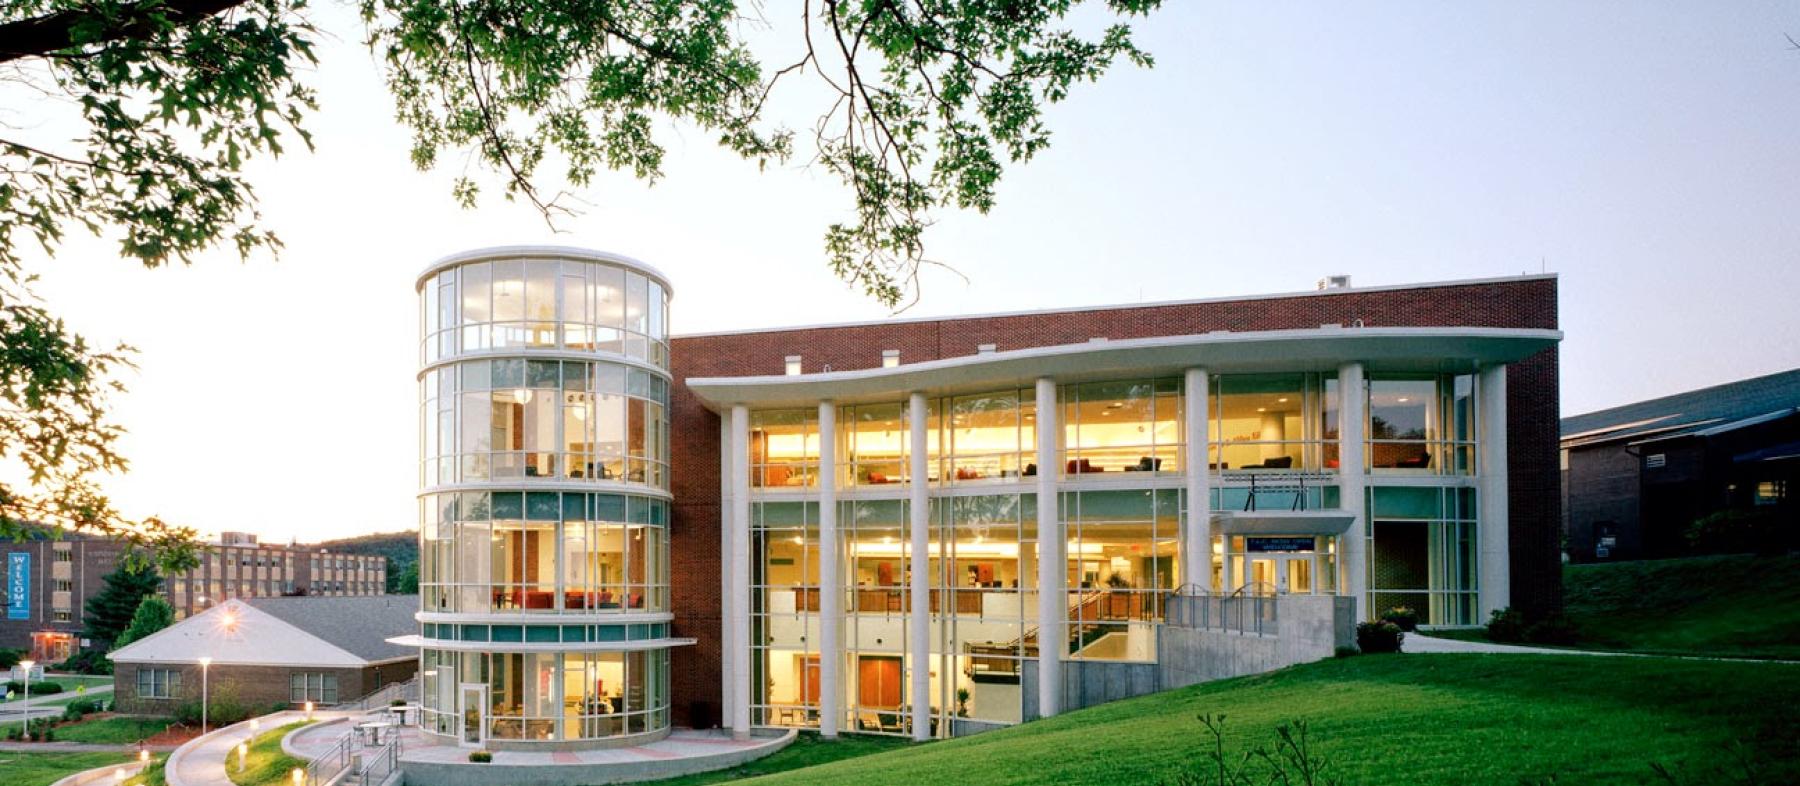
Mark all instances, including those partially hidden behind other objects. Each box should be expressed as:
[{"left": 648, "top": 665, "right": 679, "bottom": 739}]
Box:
[{"left": 367, "top": 0, "right": 1161, "bottom": 308}]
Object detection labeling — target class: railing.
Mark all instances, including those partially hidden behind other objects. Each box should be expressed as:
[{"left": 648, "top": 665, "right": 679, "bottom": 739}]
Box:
[
  {"left": 303, "top": 731, "right": 354, "bottom": 786},
  {"left": 339, "top": 676, "right": 418, "bottom": 712},
  {"left": 1167, "top": 586, "right": 1277, "bottom": 636},
  {"left": 357, "top": 734, "right": 403, "bottom": 786}
]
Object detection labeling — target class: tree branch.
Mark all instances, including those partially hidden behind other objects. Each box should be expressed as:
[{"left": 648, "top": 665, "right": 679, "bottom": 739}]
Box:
[{"left": 0, "top": 0, "right": 250, "bottom": 64}]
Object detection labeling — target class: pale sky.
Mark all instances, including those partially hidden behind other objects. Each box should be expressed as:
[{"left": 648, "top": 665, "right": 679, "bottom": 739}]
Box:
[{"left": 13, "top": 3, "right": 1800, "bottom": 543}]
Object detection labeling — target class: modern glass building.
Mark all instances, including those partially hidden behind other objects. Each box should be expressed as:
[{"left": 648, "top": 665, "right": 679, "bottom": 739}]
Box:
[
  {"left": 407, "top": 247, "right": 690, "bottom": 750},
  {"left": 677, "top": 278, "right": 1562, "bottom": 742},
  {"left": 396, "top": 250, "right": 1562, "bottom": 748}
]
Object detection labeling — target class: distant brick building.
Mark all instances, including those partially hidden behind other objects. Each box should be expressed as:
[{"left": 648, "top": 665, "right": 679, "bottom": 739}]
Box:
[
  {"left": 1, "top": 531, "right": 387, "bottom": 662},
  {"left": 1562, "top": 368, "right": 1798, "bottom": 562}
]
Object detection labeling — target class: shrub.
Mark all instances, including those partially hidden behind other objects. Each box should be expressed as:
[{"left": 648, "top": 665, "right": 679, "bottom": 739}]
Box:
[
  {"left": 63, "top": 696, "right": 105, "bottom": 720},
  {"left": 1685, "top": 509, "right": 1788, "bottom": 556},
  {"left": 1487, "top": 607, "right": 1528, "bottom": 643},
  {"left": 5, "top": 679, "right": 64, "bottom": 696},
  {"left": 1334, "top": 646, "right": 1360, "bottom": 658},
  {"left": 0, "top": 648, "right": 22, "bottom": 669},
  {"left": 468, "top": 750, "right": 493, "bottom": 763},
  {"left": 1380, "top": 606, "right": 1420, "bottom": 632},
  {"left": 172, "top": 685, "right": 252, "bottom": 727},
  {"left": 57, "top": 648, "right": 114, "bottom": 675},
  {"left": 391, "top": 699, "right": 407, "bottom": 707},
  {"left": 1355, "top": 621, "right": 1405, "bottom": 653}
]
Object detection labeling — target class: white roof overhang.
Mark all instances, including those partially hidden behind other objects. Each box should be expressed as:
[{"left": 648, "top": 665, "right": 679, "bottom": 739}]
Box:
[
  {"left": 1213, "top": 510, "right": 1357, "bottom": 536},
  {"left": 685, "top": 326, "right": 1561, "bottom": 411}
]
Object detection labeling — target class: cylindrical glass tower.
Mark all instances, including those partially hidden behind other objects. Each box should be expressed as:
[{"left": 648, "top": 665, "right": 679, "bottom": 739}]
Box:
[{"left": 412, "top": 246, "right": 684, "bottom": 750}]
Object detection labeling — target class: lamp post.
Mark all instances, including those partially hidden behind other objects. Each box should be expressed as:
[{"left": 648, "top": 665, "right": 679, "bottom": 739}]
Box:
[
  {"left": 199, "top": 656, "right": 213, "bottom": 735},
  {"left": 17, "top": 659, "right": 33, "bottom": 738}
]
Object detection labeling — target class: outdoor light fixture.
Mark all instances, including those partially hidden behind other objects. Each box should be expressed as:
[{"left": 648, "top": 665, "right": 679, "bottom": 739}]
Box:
[
  {"left": 304, "top": 700, "right": 315, "bottom": 720},
  {"left": 512, "top": 388, "right": 533, "bottom": 405},
  {"left": 17, "top": 659, "right": 34, "bottom": 739},
  {"left": 139, "top": 748, "right": 150, "bottom": 762},
  {"left": 199, "top": 657, "right": 213, "bottom": 735},
  {"left": 250, "top": 718, "right": 260, "bottom": 733},
  {"left": 293, "top": 767, "right": 305, "bottom": 786},
  {"left": 238, "top": 741, "right": 249, "bottom": 772},
  {"left": 114, "top": 768, "right": 125, "bottom": 782}
]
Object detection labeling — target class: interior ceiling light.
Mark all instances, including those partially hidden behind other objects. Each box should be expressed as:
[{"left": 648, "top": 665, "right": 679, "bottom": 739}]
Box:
[
  {"left": 1277, "top": 397, "right": 1289, "bottom": 403},
  {"left": 512, "top": 388, "right": 532, "bottom": 405}
]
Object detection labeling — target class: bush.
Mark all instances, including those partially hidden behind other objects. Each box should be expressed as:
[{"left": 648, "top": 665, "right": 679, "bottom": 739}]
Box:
[
  {"left": 0, "top": 648, "right": 22, "bottom": 670},
  {"left": 1355, "top": 621, "right": 1405, "bottom": 653},
  {"left": 1334, "top": 646, "right": 1359, "bottom": 658},
  {"left": 1487, "top": 607, "right": 1529, "bottom": 643},
  {"left": 57, "top": 648, "right": 114, "bottom": 675},
  {"left": 468, "top": 750, "right": 493, "bottom": 763},
  {"left": 1686, "top": 509, "right": 1789, "bottom": 556},
  {"left": 5, "top": 679, "right": 64, "bottom": 696},
  {"left": 63, "top": 696, "right": 106, "bottom": 721},
  {"left": 173, "top": 685, "right": 252, "bottom": 727},
  {"left": 1380, "top": 606, "right": 1420, "bottom": 632},
  {"left": 5, "top": 717, "right": 57, "bottom": 741}
]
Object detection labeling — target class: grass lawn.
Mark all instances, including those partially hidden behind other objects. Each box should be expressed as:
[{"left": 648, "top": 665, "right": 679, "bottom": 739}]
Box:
[
  {"left": 1561, "top": 554, "right": 1800, "bottom": 659},
  {"left": 639, "top": 732, "right": 911, "bottom": 785},
  {"left": 0, "top": 751, "right": 134, "bottom": 786},
  {"left": 54, "top": 715, "right": 172, "bottom": 744},
  {"left": 225, "top": 720, "right": 312, "bottom": 786},
  {"left": 1424, "top": 554, "right": 1800, "bottom": 659},
  {"left": 717, "top": 654, "right": 1800, "bottom": 786}
]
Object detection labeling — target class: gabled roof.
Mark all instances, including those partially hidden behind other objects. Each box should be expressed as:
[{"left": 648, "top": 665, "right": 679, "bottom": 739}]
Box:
[
  {"left": 1561, "top": 368, "right": 1800, "bottom": 448},
  {"left": 246, "top": 595, "right": 418, "bottom": 663},
  {"left": 108, "top": 595, "right": 417, "bottom": 668}
]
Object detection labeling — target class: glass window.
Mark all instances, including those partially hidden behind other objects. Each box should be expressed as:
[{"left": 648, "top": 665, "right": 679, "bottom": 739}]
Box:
[
  {"left": 1063, "top": 489, "right": 1177, "bottom": 662},
  {"left": 1062, "top": 379, "right": 1182, "bottom": 476},
  {"left": 845, "top": 403, "right": 906, "bottom": 486},
  {"left": 751, "top": 409, "right": 819, "bottom": 488},
  {"left": 1368, "top": 375, "right": 1476, "bottom": 474}
]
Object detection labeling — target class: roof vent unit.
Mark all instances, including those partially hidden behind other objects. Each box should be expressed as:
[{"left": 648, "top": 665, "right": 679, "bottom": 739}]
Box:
[
  {"left": 784, "top": 355, "right": 803, "bottom": 376},
  {"left": 977, "top": 343, "right": 997, "bottom": 355},
  {"left": 882, "top": 349, "right": 901, "bottom": 368},
  {"left": 1318, "top": 275, "right": 1352, "bottom": 290}
]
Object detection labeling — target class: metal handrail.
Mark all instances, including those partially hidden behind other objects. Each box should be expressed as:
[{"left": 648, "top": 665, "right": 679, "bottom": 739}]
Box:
[
  {"left": 339, "top": 677, "right": 418, "bottom": 712},
  {"left": 304, "top": 731, "right": 354, "bottom": 786},
  {"left": 358, "top": 734, "right": 404, "bottom": 786}
]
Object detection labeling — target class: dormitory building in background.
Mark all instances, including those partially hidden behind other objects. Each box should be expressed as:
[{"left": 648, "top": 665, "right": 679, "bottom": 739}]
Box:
[
  {"left": 398, "top": 247, "right": 1562, "bottom": 750},
  {"left": 2, "top": 531, "right": 386, "bottom": 662}
]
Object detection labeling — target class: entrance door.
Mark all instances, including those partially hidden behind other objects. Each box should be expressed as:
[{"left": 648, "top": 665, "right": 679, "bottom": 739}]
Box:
[
  {"left": 799, "top": 656, "right": 822, "bottom": 706},
  {"left": 1248, "top": 559, "right": 1277, "bottom": 595},
  {"left": 459, "top": 684, "right": 488, "bottom": 747},
  {"left": 1279, "top": 555, "right": 1313, "bottom": 594},
  {"left": 857, "top": 656, "right": 902, "bottom": 708}
]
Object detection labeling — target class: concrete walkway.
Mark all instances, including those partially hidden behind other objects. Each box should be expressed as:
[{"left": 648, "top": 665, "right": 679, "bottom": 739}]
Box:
[
  {"left": 1403, "top": 633, "right": 1623, "bottom": 656},
  {"left": 166, "top": 710, "right": 311, "bottom": 786},
  {"left": 0, "top": 740, "right": 175, "bottom": 753},
  {"left": 0, "top": 685, "right": 115, "bottom": 722}
]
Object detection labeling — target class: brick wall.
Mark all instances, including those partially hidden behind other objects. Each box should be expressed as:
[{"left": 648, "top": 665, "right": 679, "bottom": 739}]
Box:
[
  {"left": 667, "top": 276, "right": 1561, "bottom": 725},
  {"left": 113, "top": 659, "right": 417, "bottom": 715}
]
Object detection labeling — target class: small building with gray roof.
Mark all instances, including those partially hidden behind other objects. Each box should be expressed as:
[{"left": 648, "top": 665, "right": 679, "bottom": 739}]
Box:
[{"left": 109, "top": 594, "right": 419, "bottom": 715}]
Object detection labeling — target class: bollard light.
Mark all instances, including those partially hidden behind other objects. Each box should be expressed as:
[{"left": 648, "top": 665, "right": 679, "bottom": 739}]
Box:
[
  {"left": 304, "top": 700, "right": 314, "bottom": 720},
  {"left": 114, "top": 768, "right": 125, "bottom": 782},
  {"left": 250, "top": 718, "right": 261, "bottom": 733},
  {"left": 292, "top": 767, "right": 305, "bottom": 786},
  {"left": 139, "top": 748, "right": 150, "bottom": 762},
  {"left": 238, "top": 741, "right": 249, "bottom": 772}
]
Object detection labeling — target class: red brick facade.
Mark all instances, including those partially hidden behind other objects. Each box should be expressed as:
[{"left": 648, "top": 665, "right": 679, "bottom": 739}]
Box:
[{"left": 667, "top": 276, "right": 1560, "bottom": 727}]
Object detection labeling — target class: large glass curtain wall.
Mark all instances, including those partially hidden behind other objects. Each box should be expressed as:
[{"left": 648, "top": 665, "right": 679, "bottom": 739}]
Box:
[
  {"left": 420, "top": 648, "right": 669, "bottom": 742},
  {"left": 1062, "top": 490, "right": 1178, "bottom": 662},
  {"left": 750, "top": 501, "right": 822, "bottom": 728},
  {"left": 423, "top": 359, "right": 669, "bottom": 488},
  {"left": 1366, "top": 486, "right": 1478, "bottom": 624},
  {"left": 421, "top": 257, "right": 670, "bottom": 367},
  {"left": 419, "top": 491, "right": 669, "bottom": 615},
  {"left": 1062, "top": 380, "right": 1181, "bottom": 476},
  {"left": 1367, "top": 374, "right": 1475, "bottom": 474},
  {"left": 1211, "top": 373, "right": 1338, "bottom": 471}
]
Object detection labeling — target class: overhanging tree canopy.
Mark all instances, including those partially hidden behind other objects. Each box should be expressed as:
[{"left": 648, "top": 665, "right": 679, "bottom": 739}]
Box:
[{"left": 0, "top": 0, "right": 1161, "bottom": 556}]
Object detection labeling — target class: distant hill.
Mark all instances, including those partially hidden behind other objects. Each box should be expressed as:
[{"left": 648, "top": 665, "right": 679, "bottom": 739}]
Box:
[{"left": 317, "top": 530, "right": 418, "bottom": 593}]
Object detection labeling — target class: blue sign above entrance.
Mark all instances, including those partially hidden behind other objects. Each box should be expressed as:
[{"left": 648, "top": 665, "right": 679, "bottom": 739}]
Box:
[
  {"left": 1246, "top": 537, "right": 1316, "bottom": 553},
  {"left": 7, "top": 553, "right": 28, "bottom": 620}
]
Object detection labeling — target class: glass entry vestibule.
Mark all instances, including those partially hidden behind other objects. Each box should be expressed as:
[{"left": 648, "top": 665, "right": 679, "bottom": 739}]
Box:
[{"left": 1225, "top": 535, "right": 1340, "bottom": 596}]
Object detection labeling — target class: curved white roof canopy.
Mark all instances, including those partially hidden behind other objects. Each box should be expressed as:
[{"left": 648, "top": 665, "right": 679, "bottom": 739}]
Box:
[
  {"left": 685, "top": 326, "right": 1561, "bottom": 411},
  {"left": 415, "top": 244, "right": 673, "bottom": 296}
]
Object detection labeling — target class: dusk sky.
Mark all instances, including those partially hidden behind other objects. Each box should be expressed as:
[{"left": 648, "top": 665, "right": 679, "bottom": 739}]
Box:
[{"left": 14, "top": 2, "right": 1800, "bottom": 543}]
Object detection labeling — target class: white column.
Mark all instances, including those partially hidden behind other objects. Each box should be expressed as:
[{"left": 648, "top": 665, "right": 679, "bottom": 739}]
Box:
[
  {"left": 906, "top": 392, "right": 931, "bottom": 741},
  {"left": 1478, "top": 365, "right": 1512, "bottom": 618},
  {"left": 1337, "top": 362, "right": 1368, "bottom": 621},
  {"left": 728, "top": 404, "right": 752, "bottom": 739},
  {"left": 1182, "top": 368, "right": 1212, "bottom": 592},
  {"left": 718, "top": 415, "right": 734, "bottom": 729},
  {"left": 1033, "top": 377, "right": 1064, "bottom": 719},
  {"left": 816, "top": 401, "right": 842, "bottom": 738}
]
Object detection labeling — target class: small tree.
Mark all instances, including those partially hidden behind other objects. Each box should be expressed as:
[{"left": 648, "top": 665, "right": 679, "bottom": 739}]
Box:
[
  {"left": 83, "top": 562, "right": 163, "bottom": 648},
  {"left": 115, "top": 595, "right": 176, "bottom": 649}
]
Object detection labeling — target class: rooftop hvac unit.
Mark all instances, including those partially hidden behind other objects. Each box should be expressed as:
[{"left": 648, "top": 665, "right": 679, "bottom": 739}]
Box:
[{"left": 1317, "top": 275, "right": 1352, "bottom": 290}]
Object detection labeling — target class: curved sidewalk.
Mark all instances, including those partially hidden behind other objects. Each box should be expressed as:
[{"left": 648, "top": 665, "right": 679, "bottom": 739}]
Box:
[
  {"left": 166, "top": 710, "right": 320, "bottom": 786},
  {"left": 1404, "top": 632, "right": 1800, "bottom": 663}
]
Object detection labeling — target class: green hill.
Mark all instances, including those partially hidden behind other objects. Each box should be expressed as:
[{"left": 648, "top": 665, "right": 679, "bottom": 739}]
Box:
[
  {"left": 316, "top": 530, "right": 417, "bottom": 593},
  {"left": 704, "top": 654, "right": 1798, "bottom": 786},
  {"left": 1561, "top": 554, "right": 1800, "bottom": 659}
]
